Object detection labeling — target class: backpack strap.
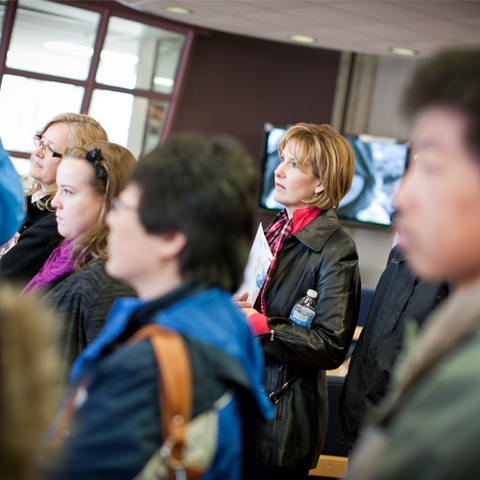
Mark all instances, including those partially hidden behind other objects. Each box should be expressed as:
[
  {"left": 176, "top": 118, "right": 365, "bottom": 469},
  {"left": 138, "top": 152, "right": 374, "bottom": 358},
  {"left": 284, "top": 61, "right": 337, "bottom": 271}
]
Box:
[
  {"left": 50, "top": 324, "right": 204, "bottom": 480},
  {"left": 128, "top": 324, "right": 203, "bottom": 480},
  {"left": 128, "top": 325, "right": 192, "bottom": 475}
]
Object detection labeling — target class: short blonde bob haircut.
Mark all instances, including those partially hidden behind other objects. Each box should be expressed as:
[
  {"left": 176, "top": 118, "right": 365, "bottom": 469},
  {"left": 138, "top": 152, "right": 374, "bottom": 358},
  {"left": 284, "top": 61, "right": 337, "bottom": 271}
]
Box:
[
  {"left": 277, "top": 123, "right": 355, "bottom": 210},
  {"left": 28, "top": 113, "right": 108, "bottom": 210},
  {"left": 62, "top": 141, "right": 136, "bottom": 271}
]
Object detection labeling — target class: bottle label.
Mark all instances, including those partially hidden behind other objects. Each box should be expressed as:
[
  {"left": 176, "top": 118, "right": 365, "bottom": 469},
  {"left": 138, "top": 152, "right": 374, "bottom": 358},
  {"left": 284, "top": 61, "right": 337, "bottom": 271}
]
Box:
[{"left": 290, "top": 308, "right": 313, "bottom": 327}]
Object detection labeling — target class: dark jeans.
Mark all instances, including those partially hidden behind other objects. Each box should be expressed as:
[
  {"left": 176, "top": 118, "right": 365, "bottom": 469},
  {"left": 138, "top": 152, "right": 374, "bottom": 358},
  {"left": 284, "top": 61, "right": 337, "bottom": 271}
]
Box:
[{"left": 242, "top": 463, "right": 309, "bottom": 480}]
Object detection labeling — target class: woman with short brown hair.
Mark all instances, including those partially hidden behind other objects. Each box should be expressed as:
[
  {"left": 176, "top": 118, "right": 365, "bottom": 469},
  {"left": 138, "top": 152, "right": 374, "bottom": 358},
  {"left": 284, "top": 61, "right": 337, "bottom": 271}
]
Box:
[
  {"left": 276, "top": 123, "right": 355, "bottom": 210},
  {"left": 240, "top": 123, "right": 361, "bottom": 479}
]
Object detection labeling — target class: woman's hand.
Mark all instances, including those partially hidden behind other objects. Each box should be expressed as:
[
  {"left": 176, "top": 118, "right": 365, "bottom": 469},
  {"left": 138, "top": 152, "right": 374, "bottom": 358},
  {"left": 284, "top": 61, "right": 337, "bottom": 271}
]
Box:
[
  {"left": 233, "top": 292, "right": 260, "bottom": 318},
  {"left": 233, "top": 292, "right": 252, "bottom": 309}
]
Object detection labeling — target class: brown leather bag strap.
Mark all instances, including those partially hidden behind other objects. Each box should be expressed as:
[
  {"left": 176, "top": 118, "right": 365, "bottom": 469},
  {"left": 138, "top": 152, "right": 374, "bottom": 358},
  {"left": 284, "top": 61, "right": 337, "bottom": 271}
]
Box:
[
  {"left": 129, "top": 324, "right": 193, "bottom": 467},
  {"left": 50, "top": 380, "right": 89, "bottom": 448},
  {"left": 50, "top": 324, "right": 198, "bottom": 479}
]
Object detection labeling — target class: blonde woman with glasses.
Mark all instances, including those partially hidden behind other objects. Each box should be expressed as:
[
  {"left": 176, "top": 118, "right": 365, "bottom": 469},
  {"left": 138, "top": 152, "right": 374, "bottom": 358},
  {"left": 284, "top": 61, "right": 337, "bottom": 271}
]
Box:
[{"left": 1, "top": 113, "right": 108, "bottom": 287}]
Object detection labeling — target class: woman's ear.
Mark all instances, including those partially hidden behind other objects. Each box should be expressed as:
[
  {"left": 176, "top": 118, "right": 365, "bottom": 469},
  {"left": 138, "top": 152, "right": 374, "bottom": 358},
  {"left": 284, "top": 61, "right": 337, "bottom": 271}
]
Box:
[{"left": 314, "top": 180, "right": 324, "bottom": 194}]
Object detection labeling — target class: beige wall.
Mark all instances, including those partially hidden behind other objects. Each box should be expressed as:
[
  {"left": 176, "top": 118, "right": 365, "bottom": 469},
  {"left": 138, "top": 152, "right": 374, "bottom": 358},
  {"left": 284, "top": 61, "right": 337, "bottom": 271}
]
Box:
[
  {"left": 343, "top": 225, "right": 394, "bottom": 287},
  {"left": 331, "top": 52, "right": 426, "bottom": 287}
]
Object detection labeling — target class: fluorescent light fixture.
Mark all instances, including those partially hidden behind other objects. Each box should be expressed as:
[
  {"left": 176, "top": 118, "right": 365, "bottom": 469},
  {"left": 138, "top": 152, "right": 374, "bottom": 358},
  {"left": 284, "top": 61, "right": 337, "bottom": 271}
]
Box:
[
  {"left": 43, "top": 41, "right": 93, "bottom": 57},
  {"left": 100, "top": 50, "right": 139, "bottom": 65},
  {"left": 162, "top": 6, "right": 192, "bottom": 14},
  {"left": 153, "top": 76, "right": 174, "bottom": 87},
  {"left": 288, "top": 34, "right": 316, "bottom": 44},
  {"left": 389, "top": 47, "right": 418, "bottom": 56}
]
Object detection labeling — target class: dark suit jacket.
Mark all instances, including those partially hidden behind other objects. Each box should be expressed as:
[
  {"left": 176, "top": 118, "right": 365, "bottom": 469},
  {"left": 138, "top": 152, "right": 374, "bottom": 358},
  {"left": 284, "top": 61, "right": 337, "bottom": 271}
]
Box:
[{"left": 339, "top": 246, "right": 449, "bottom": 449}]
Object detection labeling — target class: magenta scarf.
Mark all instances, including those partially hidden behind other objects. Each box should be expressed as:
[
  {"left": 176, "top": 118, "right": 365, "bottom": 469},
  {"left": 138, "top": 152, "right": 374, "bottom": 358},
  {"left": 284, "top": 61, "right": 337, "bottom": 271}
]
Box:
[{"left": 21, "top": 240, "right": 75, "bottom": 296}]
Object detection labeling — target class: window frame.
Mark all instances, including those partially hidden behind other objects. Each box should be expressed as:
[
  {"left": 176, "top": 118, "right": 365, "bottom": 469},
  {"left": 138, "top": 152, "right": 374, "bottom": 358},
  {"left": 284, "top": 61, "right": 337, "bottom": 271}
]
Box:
[{"left": 0, "top": 0, "right": 201, "bottom": 159}]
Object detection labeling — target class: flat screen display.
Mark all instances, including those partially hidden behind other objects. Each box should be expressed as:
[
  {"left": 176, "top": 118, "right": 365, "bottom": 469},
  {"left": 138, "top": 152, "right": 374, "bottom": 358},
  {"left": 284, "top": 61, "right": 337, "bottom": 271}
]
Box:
[{"left": 258, "top": 123, "right": 409, "bottom": 227}]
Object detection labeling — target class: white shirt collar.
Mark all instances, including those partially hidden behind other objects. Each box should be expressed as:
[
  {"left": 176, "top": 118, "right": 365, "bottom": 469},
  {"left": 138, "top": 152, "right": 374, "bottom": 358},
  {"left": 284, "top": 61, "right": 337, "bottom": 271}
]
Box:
[{"left": 31, "top": 191, "right": 48, "bottom": 204}]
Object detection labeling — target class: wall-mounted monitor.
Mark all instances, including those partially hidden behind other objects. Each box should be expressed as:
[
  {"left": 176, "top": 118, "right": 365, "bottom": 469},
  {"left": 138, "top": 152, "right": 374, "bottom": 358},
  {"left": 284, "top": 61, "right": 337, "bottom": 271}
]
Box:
[{"left": 258, "top": 122, "right": 409, "bottom": 228}]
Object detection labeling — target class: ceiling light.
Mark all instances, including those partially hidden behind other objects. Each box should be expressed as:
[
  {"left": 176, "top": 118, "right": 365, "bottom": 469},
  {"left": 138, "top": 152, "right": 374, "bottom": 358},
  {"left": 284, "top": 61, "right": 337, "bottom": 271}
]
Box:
[
  {"left": 288, "top": 35, "right": 316, "bottom": 44},
  {"left": 389, "top": 47, "right": 418, "bottom": 56},
  {"left": 162, "top": 6, "right": 192, "bottom": 14}
]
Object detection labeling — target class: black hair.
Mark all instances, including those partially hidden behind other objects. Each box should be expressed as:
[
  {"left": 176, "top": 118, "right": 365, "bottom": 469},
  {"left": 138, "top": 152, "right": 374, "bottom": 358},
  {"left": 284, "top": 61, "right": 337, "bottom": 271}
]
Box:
[
  {"left": 404, "top": 48, "right": 480, "bottom": 160},
  {"left": 128, "top": 134, "right": 258, "bottom": 293}
]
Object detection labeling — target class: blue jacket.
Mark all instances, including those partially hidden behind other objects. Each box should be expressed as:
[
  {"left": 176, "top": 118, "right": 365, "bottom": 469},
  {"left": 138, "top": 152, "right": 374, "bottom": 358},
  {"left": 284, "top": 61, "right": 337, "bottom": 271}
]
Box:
[
  {"left": 0, "top": 138, "right": 24, "bottom": 245},
  {"left": 44, "top": 286, "right": 272, "bottom": 480}
]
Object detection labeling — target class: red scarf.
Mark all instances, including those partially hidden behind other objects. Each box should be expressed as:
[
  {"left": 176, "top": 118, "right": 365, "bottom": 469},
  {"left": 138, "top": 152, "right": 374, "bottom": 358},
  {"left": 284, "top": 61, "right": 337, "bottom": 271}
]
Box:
[{"left": 254, "top": 207, "right": 320, "bottom": 315}]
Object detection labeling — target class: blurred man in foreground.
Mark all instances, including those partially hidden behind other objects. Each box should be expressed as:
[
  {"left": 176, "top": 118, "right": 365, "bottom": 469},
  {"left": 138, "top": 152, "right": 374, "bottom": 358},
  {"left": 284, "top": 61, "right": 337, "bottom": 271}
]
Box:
[{"left": 349, "top": 48, "right": 480, "bottom": 480}]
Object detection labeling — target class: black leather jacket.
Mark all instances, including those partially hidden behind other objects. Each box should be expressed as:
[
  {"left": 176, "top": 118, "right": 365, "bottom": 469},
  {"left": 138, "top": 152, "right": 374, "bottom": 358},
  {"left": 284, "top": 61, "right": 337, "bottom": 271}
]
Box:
[{"left": 244, "top": 209, "right": 361, "bottom": 469}]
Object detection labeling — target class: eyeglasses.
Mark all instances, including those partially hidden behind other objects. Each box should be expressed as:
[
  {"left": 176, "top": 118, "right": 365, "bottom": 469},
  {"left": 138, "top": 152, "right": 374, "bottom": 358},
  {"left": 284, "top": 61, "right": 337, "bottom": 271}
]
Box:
[
  {"left": 112, "top": 198, "right": 138, "bottom": 213},
  {"left": 33, "top": 135, "right": 62, "bottom": 158}
]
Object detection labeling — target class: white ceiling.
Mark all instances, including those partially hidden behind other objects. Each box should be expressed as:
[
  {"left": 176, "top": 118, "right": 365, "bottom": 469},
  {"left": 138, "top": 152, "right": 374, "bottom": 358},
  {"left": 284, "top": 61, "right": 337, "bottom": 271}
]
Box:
[{"left": 120, "top": 1, "right": 480, "bottom": 57}]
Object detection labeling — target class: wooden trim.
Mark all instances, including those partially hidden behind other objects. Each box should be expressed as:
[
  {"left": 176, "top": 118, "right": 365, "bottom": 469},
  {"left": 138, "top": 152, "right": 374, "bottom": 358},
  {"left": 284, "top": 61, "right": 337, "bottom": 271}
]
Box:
[
  {"left": 160, "top": 29, "right": 196, "bottom": 144},
  {"left": 90, "top": 83, "right": 172, "bottom": 101},
  {"left": 6, "top": 150, "right": 30, "bottom": 159},
  {"left": 327, "top": 363, "right": 348, "bottom": 377},
  {"left": 2, "top": 68, "right": 87, "bottom": 87},
  {"left": 2, "top": 67, "right": 172, "bottom": 102},
  {"left": 0, "top": 0, "right": 17, "bottom": 79},
  {"left": 309, "top": 455, "right": 348, "bottom": 478},
  {"left": 81, "top": 5, "right": 110, "bottom": 113},
  {"left": 353, "top": 326, "right": 363, "bottom": 342}
]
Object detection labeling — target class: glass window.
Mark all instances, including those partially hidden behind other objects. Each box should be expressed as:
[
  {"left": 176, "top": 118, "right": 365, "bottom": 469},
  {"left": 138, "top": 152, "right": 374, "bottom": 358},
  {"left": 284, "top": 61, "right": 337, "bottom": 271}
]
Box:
[
  {"left": 96, "top": 16, "right": 184, "bottom": 93},
  {"left": 0, "top": 75, "right": 84, "bottom": 152},
  {"left": 10, "top": 156, "right": 31, "bottom": 179},
  {"left": 152, "top": 35, "right": 184, "bottom": 95},
  {"left": 6, "top": 0, "right": 100, "bottom": 80},
  {"left": 0, "top": 1, "right": 6, "bottom": 42},
  {"left": 88, "top": 89, "right": 168, "bottom": 159}
]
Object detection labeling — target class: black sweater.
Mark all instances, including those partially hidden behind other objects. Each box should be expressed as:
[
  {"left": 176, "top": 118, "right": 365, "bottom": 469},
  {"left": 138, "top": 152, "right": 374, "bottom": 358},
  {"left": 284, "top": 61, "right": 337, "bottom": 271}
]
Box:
[
  {"left": 1, "top": 197, "right": 63, "bottom": 287},
  {"left": 42, "top": 259, "right": 136, "bottom": 389}
]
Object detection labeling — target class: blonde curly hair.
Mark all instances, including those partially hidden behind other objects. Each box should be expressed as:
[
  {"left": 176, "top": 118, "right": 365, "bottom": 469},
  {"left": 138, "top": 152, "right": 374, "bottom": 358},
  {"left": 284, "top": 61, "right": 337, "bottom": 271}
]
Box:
[{"left": 27, "top": 113, "right": 108, "bottom": 211}]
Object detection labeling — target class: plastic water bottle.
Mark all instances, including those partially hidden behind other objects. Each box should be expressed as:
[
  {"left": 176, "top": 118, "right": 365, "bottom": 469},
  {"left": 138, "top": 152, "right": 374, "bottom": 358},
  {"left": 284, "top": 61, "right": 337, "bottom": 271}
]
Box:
[{"left": 289, "top": 289, "right": 318, "bottom": 328}]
